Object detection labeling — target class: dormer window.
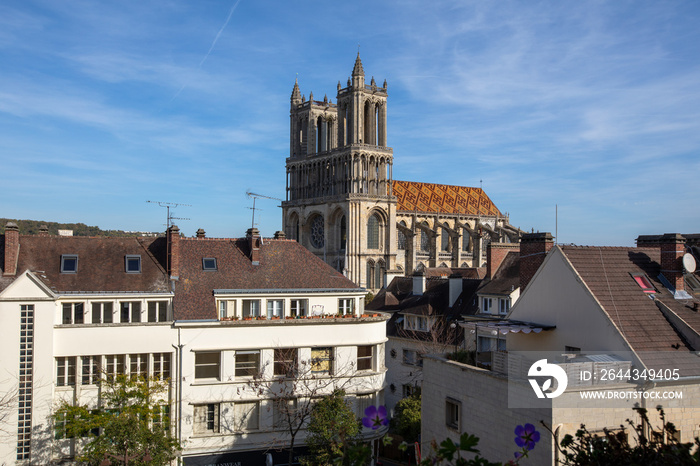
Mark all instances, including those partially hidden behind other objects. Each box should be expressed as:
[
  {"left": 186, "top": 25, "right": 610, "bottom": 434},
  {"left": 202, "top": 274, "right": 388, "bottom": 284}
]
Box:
[
  {"left": 61, "top": 255, "right": 78, "bottom": 273},
  {"left": 203, "top": 258, "right": 217, "bottom": 271},
  {"left": 631, "top": 273, "right": 655, "bottom": 293},
  {"left": 125, "top": 255, "right": 141, "bottom": 273}
]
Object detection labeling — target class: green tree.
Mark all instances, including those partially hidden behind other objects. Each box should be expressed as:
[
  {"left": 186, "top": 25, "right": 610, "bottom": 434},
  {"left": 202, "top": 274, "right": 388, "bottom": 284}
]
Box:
[
  {"left": 53, "top": 375, "right": 179, "bottom": 465},
  {"left": 391, "top": 390, "right": 421, "bottom": 443},
  {"left": 304, "top": 389, "right": 360, "bottom": 465}
]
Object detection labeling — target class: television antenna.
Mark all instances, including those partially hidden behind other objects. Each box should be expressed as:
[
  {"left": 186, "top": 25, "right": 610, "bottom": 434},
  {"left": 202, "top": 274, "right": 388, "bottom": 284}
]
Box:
[
  {"left": 147, "top": 200, "right": 191, "bottom": 230},
  {"left": 246, "top": 191, "right": 282, "bottom": 229}
]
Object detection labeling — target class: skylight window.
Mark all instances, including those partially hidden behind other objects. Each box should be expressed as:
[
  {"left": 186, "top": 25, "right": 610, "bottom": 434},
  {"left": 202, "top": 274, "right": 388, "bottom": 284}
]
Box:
[
  {"left": 60, "top": 255, "right": 78, "bottom": 273},
  {"left": 631, "top": 273, "right": 655, "bottom": 293},
  {"left": 125, "top": 255, "right": 141, "bottom": 273},
  {"left": 202, "top": 258, "right": 217, "bottom": 271}
]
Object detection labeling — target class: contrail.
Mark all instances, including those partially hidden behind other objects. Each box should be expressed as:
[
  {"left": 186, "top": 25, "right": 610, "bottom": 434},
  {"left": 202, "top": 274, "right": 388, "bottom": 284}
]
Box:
[{"left": 200, "top": 0, "right": 242, "bottom": 67}]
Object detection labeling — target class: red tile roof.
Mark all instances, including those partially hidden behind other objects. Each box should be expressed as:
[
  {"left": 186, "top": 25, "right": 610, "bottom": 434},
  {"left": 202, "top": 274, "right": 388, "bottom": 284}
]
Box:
[
  {"left": 392, "top": 180, "right": 501, "bottom": 216},
  {"left": 173, "top": 237, "right": 361, "bottom": 320}
]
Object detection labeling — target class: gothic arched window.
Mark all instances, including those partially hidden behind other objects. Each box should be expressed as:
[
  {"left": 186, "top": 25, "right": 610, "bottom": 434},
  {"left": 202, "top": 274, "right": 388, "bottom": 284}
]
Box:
[
  {"left": 420, "top": 229, "right": 429, "bottom": 252},
  {"left": 462, "top": 229, "right": 471, "bottom": 252},
  {"left": 366, "top": 260, "right": 375, "bottom": 288},
  {"left": 441, "top": 225, "right": 450, "bottom": 252},
  {"left": 376, "top": 260, "right": 386, "bottom": 289},
  {"left": 397, "top": 221, "right": 407, "bottom": 250},
  {"left": 339, "top": 216, "right": 347, "bottom": 251},
  {"left": 367, "top": 214, "right": 380, "bottom": 249}
]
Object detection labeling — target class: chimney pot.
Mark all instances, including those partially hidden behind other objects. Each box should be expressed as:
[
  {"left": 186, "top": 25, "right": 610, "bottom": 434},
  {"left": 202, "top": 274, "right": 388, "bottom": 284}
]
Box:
[
  {"left": 247, "top": 228, "right": 261, "bottom": 265},
  {"left": 38, "top": 224, "right": 49, "bottom": 236},
  {"left": 167, "top": 225, "right": 181, "bottom": 278},
  {"left": 274, "top": 231, "right": 286, "bottom": 240},
  {"left": 196, "top": 228, "right": 206, "bottom": 238}
]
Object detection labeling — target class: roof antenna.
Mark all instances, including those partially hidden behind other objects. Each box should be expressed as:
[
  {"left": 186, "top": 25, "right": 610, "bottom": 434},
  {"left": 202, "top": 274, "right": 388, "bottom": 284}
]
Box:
[
  {"left": 246, "top": 191, "right": 282, "bottom": 230},
  {"left": 147, "top": 200, "right": 191, "bottom": 230}
]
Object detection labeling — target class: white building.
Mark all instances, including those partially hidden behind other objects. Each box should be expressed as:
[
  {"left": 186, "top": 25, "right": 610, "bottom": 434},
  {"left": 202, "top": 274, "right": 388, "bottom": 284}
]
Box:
[{"left": 0, "top": 222, "right": 387, "bottom": 465}]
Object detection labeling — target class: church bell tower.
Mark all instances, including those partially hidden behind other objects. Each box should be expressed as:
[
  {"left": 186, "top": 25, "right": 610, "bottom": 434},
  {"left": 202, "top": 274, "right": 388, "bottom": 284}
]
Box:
[{"left": 282, "top": 54, "right": 397, "bottom": 290}]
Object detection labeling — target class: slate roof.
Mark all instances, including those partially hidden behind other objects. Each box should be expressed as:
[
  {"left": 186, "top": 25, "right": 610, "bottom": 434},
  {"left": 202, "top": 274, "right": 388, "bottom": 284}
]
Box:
[
  {"left": 560, "top": 246, "right": 700, "bottom": 372},
  {"left": 478, "top": 251, "right": 520, "bottom": 296},
  {"left": 173, "top": 237, "right": 361, "bottom": 320},
  {"left": 0, "top": 234, "right": 169, "bottom": 294},
  {"left": 392, "top": 180, "right": 501, "bottom": 217}
]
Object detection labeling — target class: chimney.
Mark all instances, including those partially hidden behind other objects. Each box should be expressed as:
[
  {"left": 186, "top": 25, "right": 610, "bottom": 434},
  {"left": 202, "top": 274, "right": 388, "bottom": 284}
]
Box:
[
  {"left": 196, "top": 228, "right": 206, "bottom": 238},
  {"left": 412, "top": 271, "right": 425, "bottom": 296},
  {"left": 167, "top": 225, "right": 181, "bottom": 278},
  {"left": 38, "top": 224, "right": 49, "bottom": 236},
  {"left": 247, "top": 228, "right": 261, "bottom": 265},
  {"left": 660, "top": 233, "right": 685, "bottom": 292},
  {"left": 519, "top": 232, "right": 554, "bottom": 291},
  {"left": 3, "top": 222, "right": 19, "bottom": 276},
  {"left": 487, "top": 243, "right": 520, "bottom": 279},
  {"left": 448, "top": 274, "right": 462, "bottom": 307},
  {"left": 274, "top": 231, "right": 286, "bottom": 240}
]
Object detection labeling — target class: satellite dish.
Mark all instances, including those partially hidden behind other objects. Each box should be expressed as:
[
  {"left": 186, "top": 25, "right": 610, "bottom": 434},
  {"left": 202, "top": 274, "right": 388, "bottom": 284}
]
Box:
[{"left": 683, "top": 253, "right": 697, "bottom": 273}]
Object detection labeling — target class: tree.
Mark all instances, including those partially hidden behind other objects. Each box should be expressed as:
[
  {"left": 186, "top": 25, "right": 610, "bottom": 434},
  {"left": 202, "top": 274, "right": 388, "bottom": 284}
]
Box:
[
  {"left": 303, "top": 389, "right": 360, "bottom": 465},
  {"left": 391, "top": 389, "right": 421, "bottom": 443},
  {"left": 53, "top": 375, "right": 179, "bottom": 465},
  {"left": 247, "top": 348, "right": 363, "bottom": 466}
]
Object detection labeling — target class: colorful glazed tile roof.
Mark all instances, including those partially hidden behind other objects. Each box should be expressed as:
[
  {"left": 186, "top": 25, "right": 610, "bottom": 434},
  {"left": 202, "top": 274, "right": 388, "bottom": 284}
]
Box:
[{"left": 392, "top": 180, "right": 501, "bottom": 216}]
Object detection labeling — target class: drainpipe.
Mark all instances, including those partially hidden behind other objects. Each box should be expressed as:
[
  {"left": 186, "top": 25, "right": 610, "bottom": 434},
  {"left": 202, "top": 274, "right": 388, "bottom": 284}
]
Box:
[{"left": 172, "top": 327, "right": 184, "bottom": 464}]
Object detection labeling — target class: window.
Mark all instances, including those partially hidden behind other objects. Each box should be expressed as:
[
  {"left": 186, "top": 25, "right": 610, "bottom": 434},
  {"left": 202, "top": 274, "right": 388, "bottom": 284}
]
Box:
[
  {"left": 405, "top": 315, "right": 428, "bottom": 332},
  {"left": 242, "top": 299, "right": 260, "bottom": 318},
  {"left": 441, "top": 226, "right": 450, "bottom": 252},
  {"left": 499, "top": 298, "right": 510, "bottom": 315},
  {"left": 202, "top": 258, "right": 217, "bottom": 271},
  {"left": 91, "top": 302, "right": 113, "bottom": 324},
  {"left": 267, "top": 300, "right": 284, "bottom": 318},
  {"left": 274, "top": 348, "right": 298, "bottom": 377},
  {"left": 402, "top": 384, "right": 417, "bottom": 398},
  {"left": 125, "top": 255, "right": 141, "bottom": 273},
  {"left": 565, "top": 346, "right": 581, "bottom": 353},
  {"left": 420, "top": 229, "right": 430, "bottom": 252},
  {"left": 120, "top": 301, "right": 141, "bottom": 323},
  {"left": 195, "top": 352, "right": 221, "bottom": 380},
  {"left": 129, "top": 353, "right": 148, "bottom": 380},
  {"left": 153, "top": 353, "right": 171, "bottom": 381},
  {"left": 310, "top": 215, "right": 325, "bottom": 249},
  {"left": 235, "top": 350, "right": 260, "bottom": 377},
  {"left": 339, "top": 298, "right": 354, "bottom": 315},
  {"left": 81, "top": 356, "right": 101, "bottom": 385},
  {"left": 356, "top": 393, "right": 374, "bottom": 418},
  {"left": 60, "top": 254, "right": 78, "bottom": 273},
  {"left": 357, "top": 345, "right": 373, "bottom": 371},
  {"left": 477, "top": 337, "right": 505, "bottom": 352},
  {"left": 148, "top": 301, "right": 168, "bottom": 322},
  {"left": 273, "top": 398, "right": 297, "bottom": 429},
  {"left": 105, "top": 355, "right": 126, "bottom": 382},
  {"left": 62, "top": 302, "right": 84, "bottom": 324},
  {"left": 194, "top": 404, "right": 220, "bottom": 435},
  {"left": 56, "top": 357, "right": 76, "bottom": 386},
  {"left": 632, "top": 273, "right": 656, "bottom": 293},
  {"left": 402, "top": 349, "right": 422, "bottom": 367},
  {"left": 481, "top": 297, "right": 492, "bottom": 314},
  {"left": 153, "top": 405, "right": 171, "bottom": 433},
  {"left": 446, "top": 398, "right": 460, "bottom": 430},
  {"left": 398, "top": 221, "right": 407, "bottom": 250},
  {"left": 367, "top": 214, "right": 380, "bottom": 249},
  {"left": 462, "top": 229, "right": 470, "bottom": 252},
  {"left": 291, "top": 299, "right": 307, "bottom": 317},
  {"left": 233, "top": 402, "right": 260, "bottom": 431},
  {"left": 311, "top": 347, "right": 333, "bottom": 375}
]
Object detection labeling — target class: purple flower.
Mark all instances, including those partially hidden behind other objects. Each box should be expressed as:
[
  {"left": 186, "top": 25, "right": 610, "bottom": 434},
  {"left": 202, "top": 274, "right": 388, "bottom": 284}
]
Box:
[
  {"left": 514, "top": 423, "right": 540, "bottom": 450},
  {"left": 362, "top": 405, "right": 388, "bottom": 429}
]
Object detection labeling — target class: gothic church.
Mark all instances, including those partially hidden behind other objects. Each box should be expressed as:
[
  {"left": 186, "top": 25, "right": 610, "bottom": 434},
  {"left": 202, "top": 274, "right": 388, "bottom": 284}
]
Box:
[{"left": 282, "top": 54, "right": 520, "bottom": 291}]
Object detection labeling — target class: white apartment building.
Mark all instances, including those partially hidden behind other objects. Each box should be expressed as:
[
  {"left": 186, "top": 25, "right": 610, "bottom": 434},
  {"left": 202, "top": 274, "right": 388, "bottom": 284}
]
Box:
[{"left": 0, "top": 222, "right": 387, "bottom": 465}]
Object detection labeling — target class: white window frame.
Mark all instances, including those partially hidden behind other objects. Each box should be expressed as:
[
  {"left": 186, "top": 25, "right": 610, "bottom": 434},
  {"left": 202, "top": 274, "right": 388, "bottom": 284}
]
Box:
[
  {"left": 499, "top": 298, "right": 510, "bottom": 315},
  {"left": 62, "top": 302, "right": 85, "bottom": 325},
  {"left": 153, "top": 353, "right": 171, "bottom": 381},
  {"left": 235, "top": 350, "right": 260, "bottom": 378},
  {"left": 482, "top": 297, "right": 492, "bottom": 314},
  {"left": 291, "top": 299, "right": 307, "bottom": 317},
  {"left": 446, "top": 398, "right": 460, "bottom": 431},
  {"left": 267, "top": 299, "right": 284, "bottom": 318},
  {"left": 91, "top": 302, "right": 113, "bottom": 324},
  {"left": 56, "top": 357, "right": 76, "bottom": 387},
  {"left": 338, "top": 298, "right": 354, "bottom": 315},
  {"left": 81, "top": 355, "right": 101, "bottom": 385},
  {"left": 194, "top": 404, "right": 220, "bottom": 435},
  {"left": 148, "top": 301, "right": 168, "bottom": 322},
  {"left": 242, "top": 299, "right": 261, "bottom": 318},
  {"left": 120, "top": 301, "right": 142, "bottom": 323},
  {"left": 310, "top": 347, "right": 334, "bottom": 375},
  {"left": 357, "top": 345, "right": 374, "bottom": 372},
  {"left": 233, "top": 401, "right": 260, "bottom": 431},
  {"left": 194, "top": 351, "right": 221, "bottom": 380}
]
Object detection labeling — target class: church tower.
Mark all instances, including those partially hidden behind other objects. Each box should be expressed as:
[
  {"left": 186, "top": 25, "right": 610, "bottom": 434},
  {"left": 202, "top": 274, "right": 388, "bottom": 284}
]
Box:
[{"left": 283, "top": 54, "right": 397, "bottom": 290}]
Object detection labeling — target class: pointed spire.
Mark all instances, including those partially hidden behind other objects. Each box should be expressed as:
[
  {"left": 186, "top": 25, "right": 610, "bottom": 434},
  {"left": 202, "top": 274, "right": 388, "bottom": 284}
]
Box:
[
  {"left": 383, "top": 79, "right": 387, "bottom": 89},
  {"left": 323, "top": 94, "right": 328, "bottom": 105},
  {"left": 309, "top": 91, "right": 314, "bottom": 102},
  {"left": 291, "top": 77, "right": 301, "bottom": 105},
  {"left": 371, "top": 76, "right": 376, "bottom": 86},
  {"left": 352, "top": 52, "right": 364, "bottom": 77}
]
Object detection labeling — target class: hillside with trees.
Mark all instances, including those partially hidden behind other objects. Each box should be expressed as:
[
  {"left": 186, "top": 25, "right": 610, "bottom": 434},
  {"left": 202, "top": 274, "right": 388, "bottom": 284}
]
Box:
[{"left": 0, "top": 218, "right": 160, "bottom": 237}]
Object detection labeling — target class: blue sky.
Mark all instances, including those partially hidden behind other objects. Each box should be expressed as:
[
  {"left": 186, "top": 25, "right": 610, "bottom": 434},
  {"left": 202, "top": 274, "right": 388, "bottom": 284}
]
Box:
[{"left": 1, "top": 1, "right": 698, "bottom": 246}]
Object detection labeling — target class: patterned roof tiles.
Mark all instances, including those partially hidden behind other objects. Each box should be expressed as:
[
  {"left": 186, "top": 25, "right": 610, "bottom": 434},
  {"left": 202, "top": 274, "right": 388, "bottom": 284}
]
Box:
[{"left": 392, "top": 180, "right": 501, "bottom": 217}]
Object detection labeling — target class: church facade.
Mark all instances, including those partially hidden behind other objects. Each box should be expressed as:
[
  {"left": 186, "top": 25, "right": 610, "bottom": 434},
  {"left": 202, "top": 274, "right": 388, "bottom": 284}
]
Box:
[{"left": 282, "top": 54, "right": 520, "bottom": 291}]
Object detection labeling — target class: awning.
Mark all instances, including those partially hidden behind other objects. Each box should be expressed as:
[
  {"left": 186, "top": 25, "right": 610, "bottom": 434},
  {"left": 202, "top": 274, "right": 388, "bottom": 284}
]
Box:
[{"left": 461, "top": 320, "right": 554, "bottom": 334}]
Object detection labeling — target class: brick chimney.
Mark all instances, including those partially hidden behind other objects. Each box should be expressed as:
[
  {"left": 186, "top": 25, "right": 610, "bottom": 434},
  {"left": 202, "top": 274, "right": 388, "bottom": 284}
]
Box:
[
  {"left": 660, "top": 233, "right": 685, "bottom": 292},
  {"left": 487, "top": 243, "right": 520, "bottom": 279},
  {"left": 519, "top": 232, "right": 554, "bottom": 291},
  {"left": 247, "top": 228, "right": 261, "bottom": 265},
  {"left": 274, "top": 231, "right": 286, "bottom": 240},
  {"left": 196, "top": 228, "right": 206, "bottom": 238},
  {"left": 38, "top": 224, "right": 49, "bottom": 236},
  {"left": 167, "top": 225, "right": 181, "bottom": 278},
  {"left": 3, "top": 222, "right": 19, "bottom": 276},
  {"left": 412, "top": 271, "right": 425, "bottom": 296}
]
